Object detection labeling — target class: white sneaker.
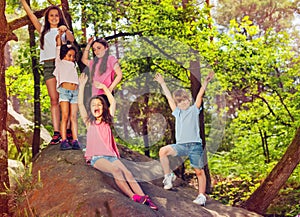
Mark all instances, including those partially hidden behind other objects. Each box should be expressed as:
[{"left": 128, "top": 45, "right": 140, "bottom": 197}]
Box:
[
  {"left": 193, "top": 193, "right": 206, "bottom": 206},
  {"left": 162, "top": 172, "right": 176, "bottom": 190}
]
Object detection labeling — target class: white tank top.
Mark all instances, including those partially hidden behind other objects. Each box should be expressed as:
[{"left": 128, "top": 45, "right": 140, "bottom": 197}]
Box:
[{"left": 40, "top": 28, "right": 66, "bottom": 62}]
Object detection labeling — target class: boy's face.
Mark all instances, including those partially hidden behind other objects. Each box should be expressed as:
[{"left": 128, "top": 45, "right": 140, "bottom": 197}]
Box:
[{"left": 176, "top": 98, "right": 191, "bottom": 110}]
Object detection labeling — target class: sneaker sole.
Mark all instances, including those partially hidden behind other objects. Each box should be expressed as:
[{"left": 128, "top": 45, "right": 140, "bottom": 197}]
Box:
[
  {"left": 60, "top": 146, "right": 72, "bottom": 150},
  {"left": 193, "top": 202, "right": 205, "bottom": 206},
  {"left": 163, "top": 185, "right": 173, "bottom": 190},
  {"left": 49, "top": 141, "right": 61, "bottom": 145}
]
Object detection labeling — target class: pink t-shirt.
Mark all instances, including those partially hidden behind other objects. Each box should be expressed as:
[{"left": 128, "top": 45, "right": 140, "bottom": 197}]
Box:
[
  {"left": 89, "top": 55, "right": 118, "bottom": 96},
  {"left": 85, "top": 122, "right": 120, "bottom": 161}
]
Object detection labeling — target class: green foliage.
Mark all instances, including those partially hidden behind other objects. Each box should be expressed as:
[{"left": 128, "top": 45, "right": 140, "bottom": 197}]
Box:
[
  {"left": 211, "top": 175, "right": 260, "bottom": 206},
  {"left": 5, "top": 0, "right": 300, "bottom": 215}
]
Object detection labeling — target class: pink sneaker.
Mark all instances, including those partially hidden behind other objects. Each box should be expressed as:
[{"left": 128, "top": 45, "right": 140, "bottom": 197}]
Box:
[
  {"left": 145, "top": 196, "right": 158, "bottom": 210},
  {"left": 132, "top": 194, "right": 147, "bottom": 204}
]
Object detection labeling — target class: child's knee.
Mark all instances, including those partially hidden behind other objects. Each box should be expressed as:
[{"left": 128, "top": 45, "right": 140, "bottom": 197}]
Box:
[
  {"left": 159, "top": 146, "right": 168, "bottom": 157},
  {"left": 195, "top": 168, "right": 205, "bottom": 177}
]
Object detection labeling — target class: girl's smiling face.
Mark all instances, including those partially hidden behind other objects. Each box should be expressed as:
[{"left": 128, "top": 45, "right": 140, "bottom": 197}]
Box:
[
  {"left": 91, "top": 98, "right": 103, "bottom": 119},
  {"left": 63, "top": 49, "right": 76, "bottom": 62},
  {"left": 47, "top": 9, "right": 60, "bottom": 28},
  {"left": 92, "top": 42, "right": 107, "bottom": 58}
]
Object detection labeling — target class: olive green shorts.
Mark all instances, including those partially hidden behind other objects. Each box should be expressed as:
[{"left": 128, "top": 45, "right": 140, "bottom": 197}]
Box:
[{"left": 43, "top": 60, "right": 55, "bottom": 81}]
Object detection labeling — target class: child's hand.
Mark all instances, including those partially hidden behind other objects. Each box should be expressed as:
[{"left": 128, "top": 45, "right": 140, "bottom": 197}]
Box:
[
  {"left": 58, "top": 25, "right": 67, "bottom": 33},
  {"left": 87, "top": 36, "right": 94, "bottom": 45},
  {"left": 205, "top": 71, "right": 215, "bottom": 83},
  {"left": 154, "top": 73, "right": 165, "bottom": 84},
  {"left": 79, "top": 73, "right": 88, "bottom": 86},
  {"left": 94, "top": 81, "right": 106, "bottom": 90}
]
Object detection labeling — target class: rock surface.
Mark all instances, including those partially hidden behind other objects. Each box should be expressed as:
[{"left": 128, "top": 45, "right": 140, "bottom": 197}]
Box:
[{"left": 14, "top": 144, "right": 262, "bottom": 217}]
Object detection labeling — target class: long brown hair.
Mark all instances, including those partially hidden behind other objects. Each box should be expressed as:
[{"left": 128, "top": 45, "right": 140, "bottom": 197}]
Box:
[
  {"left": 90, "top": 39, "right": 109, "bottom": 79},
  {"left": 40, "top": 5, "right": 66, "bottom": 49}
]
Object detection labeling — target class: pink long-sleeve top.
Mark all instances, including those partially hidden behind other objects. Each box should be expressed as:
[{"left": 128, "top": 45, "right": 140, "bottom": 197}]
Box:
[{"left": 89, "top": 55, "right": 118, "bottom": 96}]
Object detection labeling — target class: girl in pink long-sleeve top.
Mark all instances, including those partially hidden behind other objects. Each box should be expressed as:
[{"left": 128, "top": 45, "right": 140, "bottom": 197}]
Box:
[
  {"left": 78, "top": 73, "right": 157, "bottom": 210},
  {"left": 81, "top": 37, "right": 122, "bottom": 97}
]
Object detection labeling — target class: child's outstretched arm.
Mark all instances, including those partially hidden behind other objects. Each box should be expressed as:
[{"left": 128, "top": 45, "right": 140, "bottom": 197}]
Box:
[
  {"left": 20, "top": 0, "right": 42, "bottom": 33},
  {"left": 78, "top": 73, "right": 89, "bottom": 126},
  {"left": 195, "top": 71, "right": 214, "bottom": 109},
  {"left": 154, "top": 73, "right": 176, "bottom": 111},
  {"left": 81, "top": 36, "right": 94, "bottom": 66},
  {"left": 94, "top": 82, "right": 117, "bottom": 117}
]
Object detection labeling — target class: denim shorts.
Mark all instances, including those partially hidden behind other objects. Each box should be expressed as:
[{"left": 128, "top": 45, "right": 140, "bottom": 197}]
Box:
[
  {"left": 90, "top": 155, "right": 118, "bottom": 167},
  {"left": 43, "top": 60, "right": 55, "bottom": 81},
  {"left": 57, "top": 87, "right": 78, "bottom": 104},
  {"left": 171, "top": 142, "right": 204, "bottom": 169}
]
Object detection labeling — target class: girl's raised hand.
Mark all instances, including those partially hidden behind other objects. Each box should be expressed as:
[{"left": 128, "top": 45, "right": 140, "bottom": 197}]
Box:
[
  {"left": 79, "top": 73, "right": 88, "bottom": 86},
  {"left": 58, "top": 25, "right": 67, "bottom": 33},
  {"left": 87, "top": 36, "right": 94, "bottom": 45},
  {"left": 94, "top": 81, "right": 106, "bottom": 90}
]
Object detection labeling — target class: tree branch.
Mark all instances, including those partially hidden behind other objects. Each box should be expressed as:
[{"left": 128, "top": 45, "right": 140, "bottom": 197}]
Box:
[{"left": 8, "top": 9, "right": 47, "bottom": 31}]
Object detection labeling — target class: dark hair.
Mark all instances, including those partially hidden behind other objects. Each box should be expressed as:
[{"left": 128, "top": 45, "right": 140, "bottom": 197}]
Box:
[
  {"left": 91, "top": 39, "right": 109, "bottom": 79},
  {"left": 87, "top": 95, "right": 112, "bottom": 125},
  {"left": 60, "top": 41, "right": 77, "bottom": 60},
  {"left": 40, "top": 6, "right": 66, "bottom": 49}
]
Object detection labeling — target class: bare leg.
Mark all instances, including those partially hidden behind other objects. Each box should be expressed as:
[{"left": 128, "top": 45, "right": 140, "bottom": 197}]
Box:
[
  {"left": 59, "top": 101, "right": 69, "bottom": 140},
  {"left": 159, "top": 145, "right": 176, "bottom": 175},
  {"left": 112, "top": 160, "right": 145, "bottom": 196},
  {"left": 70, "top": 103, "right": 78, "bottom": 140},
  {"left": 93, "top": 159, "right": 135, "bottom": 198},
  {"left": 45, "top": 78, "right": 60, "bottom": 132},
  {"left": 194, "top": 168, "right": 206, "bottom": 194}
]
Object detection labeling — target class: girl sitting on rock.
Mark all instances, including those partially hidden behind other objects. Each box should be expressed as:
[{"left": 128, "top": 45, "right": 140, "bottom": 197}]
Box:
[{"left": 78, "top": 73, "right": 157, "bottom": 210}]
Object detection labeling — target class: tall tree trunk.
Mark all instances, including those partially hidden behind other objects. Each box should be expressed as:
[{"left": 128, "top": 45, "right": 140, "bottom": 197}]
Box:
[
  {"left": 0, "top": 0, "right": 17, "bottom": 215},
  {"left": 27, "top": 2, "right": 41, "bottom": 158},
  {"left": 182, "top": 0, "right": 212, "bottom": 194},
  {"left": 242, "top": 127, "right": 300, "bottom": 214},
  {"left": 0, "top": 37, "right": 9, "bottom": 217},
  {"left": 190, "top": 55, "right": 212, "bottom": 194}
]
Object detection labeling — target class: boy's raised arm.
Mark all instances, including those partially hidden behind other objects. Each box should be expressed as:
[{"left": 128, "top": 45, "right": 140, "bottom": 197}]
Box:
[
  {"left": 154, "top": 73, "right": 176, "bottom": 112},
  {"left": 195, "top": 71, "right": 214, "bottom": 109}
]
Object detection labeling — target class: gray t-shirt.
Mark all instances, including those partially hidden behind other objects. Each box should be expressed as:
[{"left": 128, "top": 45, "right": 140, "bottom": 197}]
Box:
[{"left": 172, "top": 104, "right": 202, "bottom": 144}]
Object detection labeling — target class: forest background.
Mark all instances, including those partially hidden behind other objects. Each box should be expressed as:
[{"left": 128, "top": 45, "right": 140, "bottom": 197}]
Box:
[{"left": 1, "top": 0, "right": 300, "bottom": 216}]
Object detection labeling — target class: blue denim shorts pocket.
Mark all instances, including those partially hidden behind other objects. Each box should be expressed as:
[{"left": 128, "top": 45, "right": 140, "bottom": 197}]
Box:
[
  {"left": 171, "top": 142, "right": 204, "bottom": 169},
  {"left": 91, "top": 155, "right": 118, "bottom": 167},
  {"left": 58, "top": 87, "right": 78, "bottom": 104}
]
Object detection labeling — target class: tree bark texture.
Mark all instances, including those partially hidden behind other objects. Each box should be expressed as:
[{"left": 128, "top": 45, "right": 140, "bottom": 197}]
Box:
[
  {"left": 28, "top": 16, "right": 41, "bottom": 158},
  {"left": 190, "top": 53, "right": 212, "bottom": 194},
  {"left": 242, "top": 127, "right": 300, "bottom": 214},
  {"left": 0, "top": 0, "right": 17, "bottom": 215}
]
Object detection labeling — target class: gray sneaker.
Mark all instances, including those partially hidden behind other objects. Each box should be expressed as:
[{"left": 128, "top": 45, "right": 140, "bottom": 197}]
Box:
[
  {"left": 162, "top": 172, "right": 176, "bottom": 190},
  {"left": 193, "top": 193, "right": 206, "bottom": 206}
]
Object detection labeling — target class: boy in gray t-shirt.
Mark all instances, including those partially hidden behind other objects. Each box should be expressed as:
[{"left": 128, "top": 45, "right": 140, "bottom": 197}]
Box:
[{"left": 154, "top": 71, "right": 214, "bottom": 206}]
